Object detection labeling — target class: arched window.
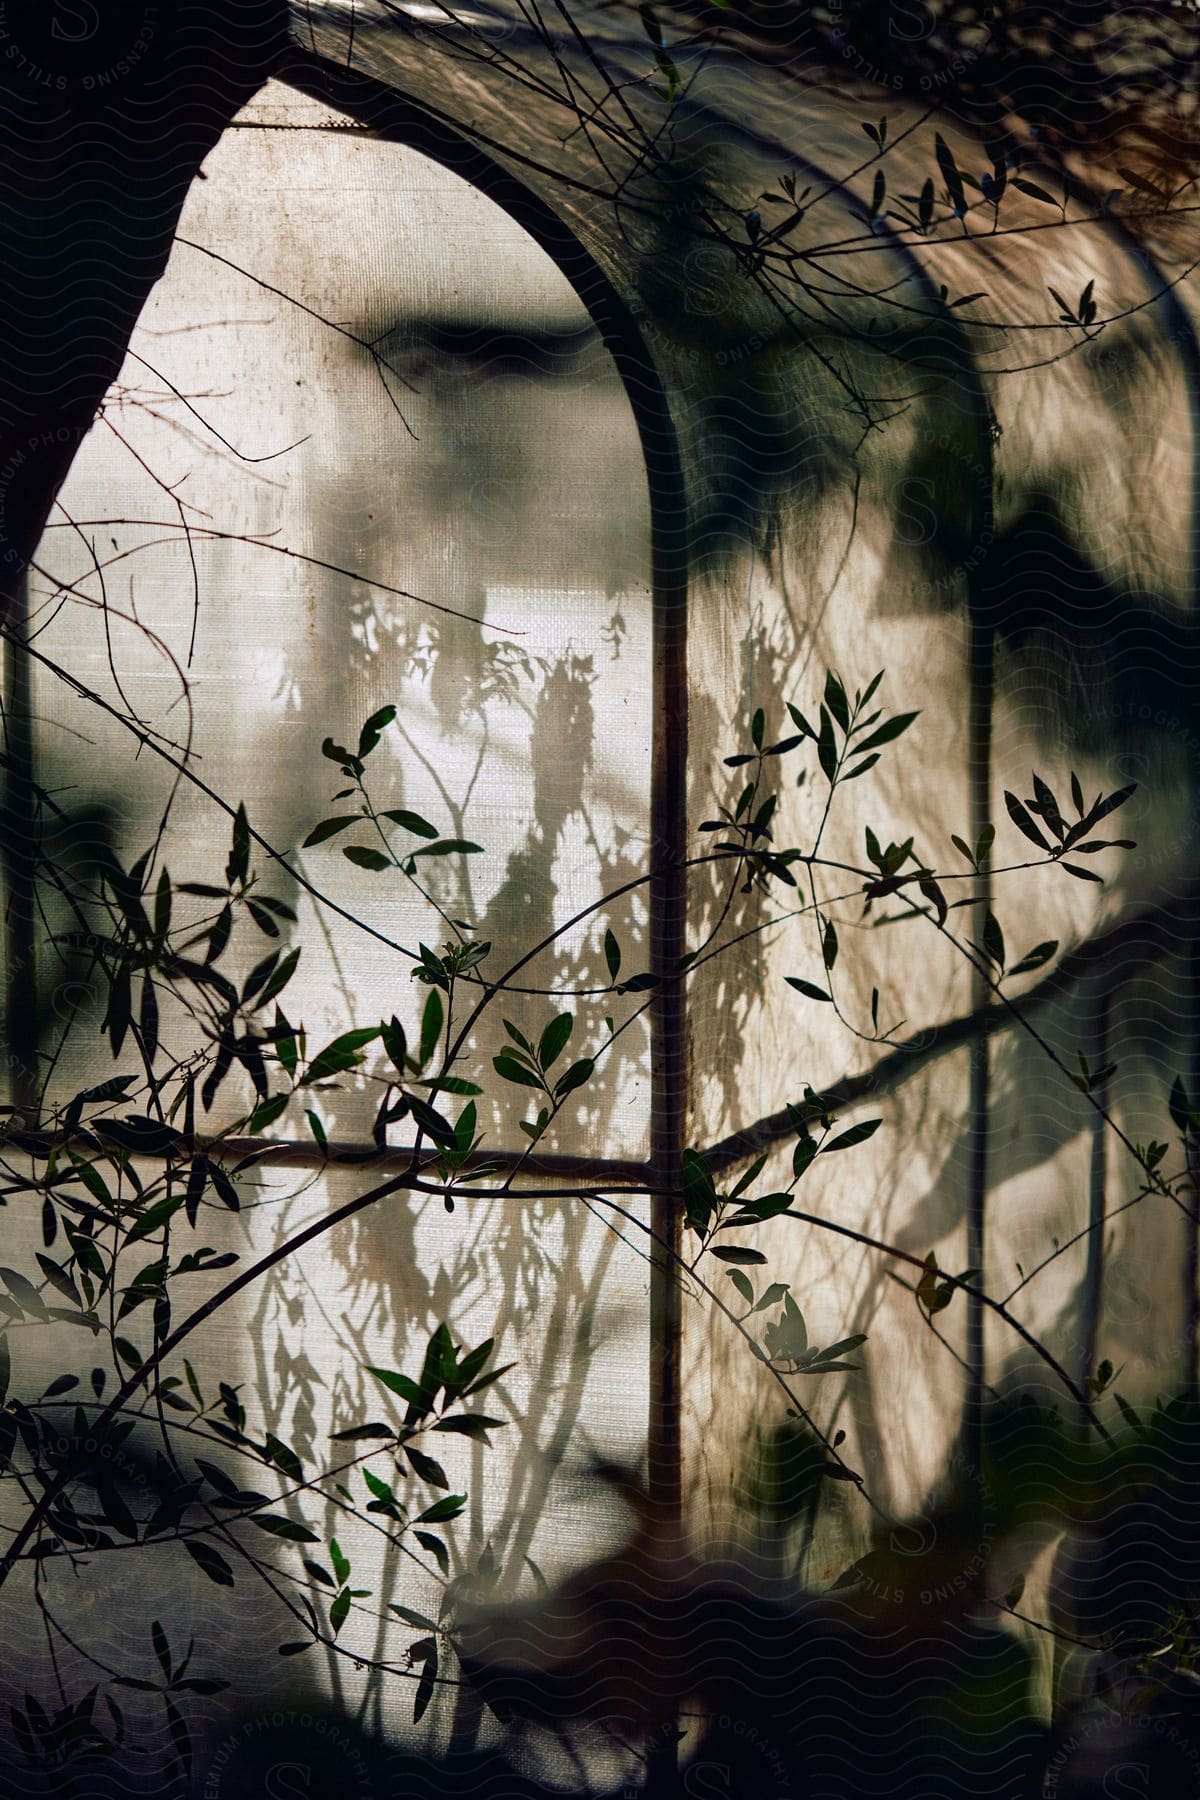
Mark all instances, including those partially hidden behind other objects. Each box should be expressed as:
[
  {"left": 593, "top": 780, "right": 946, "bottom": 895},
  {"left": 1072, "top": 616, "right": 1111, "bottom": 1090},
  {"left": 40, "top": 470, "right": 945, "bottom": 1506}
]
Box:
[{"left": 4, "top": 12, "right": 1199, "bottom": 1785}]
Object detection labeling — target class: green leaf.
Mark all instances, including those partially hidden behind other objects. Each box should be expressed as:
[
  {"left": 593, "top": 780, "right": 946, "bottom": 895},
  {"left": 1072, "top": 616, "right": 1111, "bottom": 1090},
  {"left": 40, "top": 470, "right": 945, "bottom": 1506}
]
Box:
[
  {"left": 303, "top": 1027, "right": 380, "bottom": 1086},
  {"left": 1062, "top": 862, "right": 1103, "bottom": 882},
  {"left": 73, "top": 1074, "right": 138, "bottom": 1107},
  {"left": 321, "top": 737, "right": 360, "bottom": 769},
  {"left": 822, "top": 920, "right": 838, "bottom": 971},
  {"left": 411, "top": 840, "right": 485, "bottom": 858},
  {"left": 1007, "top": 936, "right": 1057, "bottom": 979},
  {"left": 1087, "top": 782, "right": 1137, "bottom": 825},
  {"left": 785, "top": 977, "right": 832, "bottom": 1003},
  {"left": 329, "top": 1591, "right": 351, "bottom": 1635},
  {"left": 123, "top": 1195, "right": 184, "bottom": 1252},
  {"left": 1114, "top": 1393, "right": 1145, "bottom": 1437},
  {"left": 405, "top": 1095, "right": 458, "bottom": 1147},
  {"left": 822, "top": 1118, "right": 882, "bottom": 1154},
  {"left": 1013, "top": 177, "right": 1057, "bottom": 205},
  {"left": 380, "top": 1015, "right": 408, "bottom": 1076},
  {"left": 420, "top": 1075, "right": 481, "bottom": 1098},
  {"left": 792, "top": 1136, "right": 817, "bottom": 1180},
  {"left": 302, "top": 816, "right": 358, "bottom": 849},
  {"left": 415, "top": 1530, "right": 449, "bottom": 1574},
  {"left": 935, "top": 133, "right": 966, "bottom": 214},
  {"left": 260, "top": 949, "right": 300, "bottom": 1007},
  {"left": 185, "top": 1541, "right": 234, "bottom": 1587},
  {"left": 1004, "top": 791, "right": 1051, "bottom": 852},
  {"left": 357, "top": 705, "right": 397, "bottom": 757},
  {"left": 381, "top": 809, "right": 439, "bottom": 839},
  {"left": 916, "top": 1253, "right": 940, "bottom": 1312},
  {"left": 731, "top": 1192, "right": 792, "bottom": 1223},
  {"left": 405, "top": 1446, "right": 449, "bottom": 1490},
  {"left": 242, "top": 950, "right": 280, "bottom": 1006},
  {"left": 342, "top": 845, "right": 391, "bottom": 872},
  {"left": 817, "top": 707, "right": 838, "bottom": 782},
  {"left": 554, "top": 1058, "right": 594, "bottom": 1101},
  {"left": 538, "top": 1013, "right": 573, "bottom": 1071},
  {"left": 418, "top": 989, "right": 444, "bottom": 1072},
  {"left": 1031, "top": 775, "right": 1066, "bottom": 840},
  {"left": 248, "top": 1094, "right": 289, "bottom": 1135},
  {"left": 493, "top": 1053, "right": 543, "bottom": 1091},
  {"left": 456, "top": 1337, "right": 497, "bottom": 1388},
  {"left": 103, "top": 967, "right": 133, "bottom": 1059},
  {"left": 368, "top": 1367, "right": 422, "bottom": 1404},
  {"left": 729, "top": 1152, "right": 768, "bottom": 1200},
  {"left": 981, "top": 910, "right": 1006, "bottom": 971},
  {"left": 363, "top": 1468, "right": 397, "bottom": 1506},
  {"left": 153, "top": 868, "right": 172, "bottom": 942},
  {"left": 253, "top": 895, "right": 296, "bottom": 923},
  {"left": 67, "top": 1152, "right": 114, "bottom": 1216},
  {"left": 250, "top": 1515, "right": 320, "bottom": 1543},
  {"left": 2, "top": 1266, "right": 50, "bottom": 1318},
  {"left": 919, "top": 879, "right": 948, "bottom": 928},
  {"left": 603, "top": 929, "right": 621, "bottom": 981},
  {"left": 503, "top": 1020, "right": 534, "bottom": 1054},
  {"left": 390, "top": 1604, "right": 439, "bottom": 1632},
  {"left": 710, "top": 1246, "right": 767, "bottom": 1265},
  {"left": 1168, "top": 1076, "right": 1190, "bottom": 1134},
  {"left": 727, "top": 1270, "right": 754, "bottom": 1306},
  {"left": 330, "top": 1539, "right": 352, "bottom": 1586},
  {"left": 852, "top": 711, "right": 919, "bottom": 757},
  {"left": 812, "top": 1334, "right": 868, "bottom": 1362},
  {"left": 454, "top": 1100, "right": 478, "bottom": 1155},
  {"left": 617, "top": 972, "right": 658, "bottom": 994},
  {"left": 432, "top": 1414, "right": 505, "bottom": 1440},
  {"left": 227, "top": 804, "right": 251, "bottom": 887},
  {"left": 682, "top": 1148, "right": 717, "bottom": 1235},
  {"left": 823, "top": 672, "right": 850, "bottom": 732},
  {"left": 412, "top": 1639, "right": 438, "bottom": 1723},
  {"left": 417, "top": 1494, "right": 467, "bottom": 1524},
  {"left": 265, "top": 1434, "right": 303, "bottom": 1482},
  {"left": 35, "top": 1254, "right": 81, "bottom": 1306},
  {"left": 96, "top": 1116, "right": 185, "bottom": 1157},
  {"left": 151, "top": 1627, "right": 172, "bottom": 1677}
]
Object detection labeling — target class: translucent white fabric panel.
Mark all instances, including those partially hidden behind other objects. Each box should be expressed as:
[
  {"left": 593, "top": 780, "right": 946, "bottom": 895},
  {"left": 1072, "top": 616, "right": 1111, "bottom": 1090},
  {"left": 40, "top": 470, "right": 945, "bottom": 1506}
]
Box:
[
  {"left": 682, "top": 1036, "right": 1193, "bottom": 1546},
  {"left": 205, "top": 1161, "right": 650, "bottom": 1745},
  {"left": 680, "top": 359, "right": 976, "bottom": 1150},
  {"left": 680, "top": 1064, "right": 969, "bottom": 1548},
  {"left": 676, "top": 270, "right": 1197, "bottom": 1529},
  {"left": 29, "top": 89, "right": 653, "bottom": 1159},
  {"left": 0, "top": 1155, "right": 649, "bottom": 1759}
]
